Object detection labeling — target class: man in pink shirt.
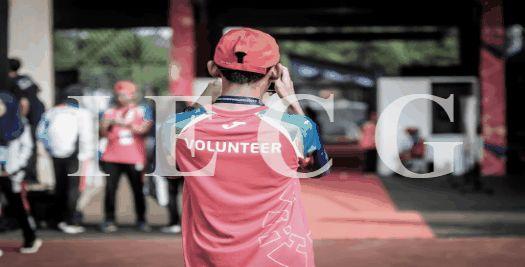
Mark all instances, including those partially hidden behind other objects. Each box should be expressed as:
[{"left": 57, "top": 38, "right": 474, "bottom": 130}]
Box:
[
  {"left": 163, "top": 28, "right": 329, "bottom": 267},
  {"left": 100, "top": 80, "right": 153, "bottom": 232}
]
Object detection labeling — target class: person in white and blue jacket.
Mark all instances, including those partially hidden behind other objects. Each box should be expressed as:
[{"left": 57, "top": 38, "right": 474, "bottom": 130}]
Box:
[
  {"left": 37, "top": 87, "right": 94, "bottom": 234},
  {"left": 0, "top": 91, "right": 42, "bottom": 256}
]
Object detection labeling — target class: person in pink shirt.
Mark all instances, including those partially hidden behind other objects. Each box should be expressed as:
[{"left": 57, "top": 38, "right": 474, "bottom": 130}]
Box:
[
  {"left": 360, "top": 111, "right": 377, "bottom": 172},
  {"left": 100, "top": 80, "right": 153, "bottom": 232},
  {"left": 162, "top": 28, "right": 329, "bottom": 267}
]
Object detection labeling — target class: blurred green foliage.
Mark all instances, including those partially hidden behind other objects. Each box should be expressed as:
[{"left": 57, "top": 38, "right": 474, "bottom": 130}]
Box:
[
  {"left": 54, "top": 27, "right": 460, "bottom": 94},
  {"left": 279, "top": 30, "right": 459, "bottom": 75},
  {"left": 54, "top": 28, "right": 171, "bottom": 94}
]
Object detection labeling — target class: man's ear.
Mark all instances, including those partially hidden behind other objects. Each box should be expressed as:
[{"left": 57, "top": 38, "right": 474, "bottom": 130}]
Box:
[{"left": 207, "top": 60, "right": 221, "bottom": 78}]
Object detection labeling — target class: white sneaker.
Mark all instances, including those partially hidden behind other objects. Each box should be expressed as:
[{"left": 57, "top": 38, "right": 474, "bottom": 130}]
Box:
[
  {"left": 161, "top": 224, "right": 181, "bottom": 234},
  {"left": 100, "top": 221, "right": 118, "bottom": 233},
  {"left": 20, "top": 238, "right": 43, "bottom": 254},
  {"left": 58, "top": 222, "right": 86, "bottom": 234}
]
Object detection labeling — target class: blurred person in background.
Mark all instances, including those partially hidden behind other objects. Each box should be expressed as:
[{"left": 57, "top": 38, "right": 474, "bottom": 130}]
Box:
[
  {"left": 157, "top": 80, "right": 223, "bottom": 235},
  {"left": 8, "top": 58, "right": 46, "bottom": 184},
  {"left": 99, "top": 80, "right": 152, "bottom": 233},
  {"left": 137, "top": 87, "right": 183, "bottom": 234},
  {"left": 360, "top": 111, "right": 377, "bottom": 173},
  {"left": 460, "top": 125, "right": 493, "bottom": 194},
  {"left": 159, "top": 178, "right": 182, "bottom": 234},
  {"left": 400, "top": 127, "right": 426, "bottom": 173},
  {"left": 318, "top": 88, "right": 363, "bottom": 142},
  {"left": 37, "top": 87, "right": 94, "bottom": 234},
  {"left": 0, "top": 91, "right": 42, "bottom": 255},
  {"left": 142, "top": 92, "right": 183, "bottom": 235}
]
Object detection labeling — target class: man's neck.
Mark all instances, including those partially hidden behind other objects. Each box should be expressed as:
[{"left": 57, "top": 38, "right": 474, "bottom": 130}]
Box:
[
  {"left": 220, "top": 84, "right": 261, "bottom": 99},
  {"left": 214, "top": 83, "right": 264, "bottom": 111}
]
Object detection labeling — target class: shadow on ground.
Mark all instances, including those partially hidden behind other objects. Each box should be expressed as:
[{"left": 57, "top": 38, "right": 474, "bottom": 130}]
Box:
[{"left": 380, "top": 175, "right": 525, "bottom": 237}]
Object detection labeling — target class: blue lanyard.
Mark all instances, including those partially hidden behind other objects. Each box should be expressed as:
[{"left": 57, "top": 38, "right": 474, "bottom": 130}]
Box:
[{"left": 215, "top": 96, "right": 264, "bottom": 106}]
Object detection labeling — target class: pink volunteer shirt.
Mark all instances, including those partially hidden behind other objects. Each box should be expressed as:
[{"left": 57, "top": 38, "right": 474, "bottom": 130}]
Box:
[
  {"left": 166, "top": 105, "right": 328, "bottom": 267},
  {"left": 101, "top": 104, "right": 149, "bottom": 165}
]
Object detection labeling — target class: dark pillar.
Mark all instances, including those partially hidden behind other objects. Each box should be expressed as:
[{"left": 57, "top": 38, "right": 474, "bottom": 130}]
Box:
[
  {"left": 0, "top": 0, "right": 8, "bottom": 92},
  {"left": 504, "top": 0, "right": 525, "bottom": 175},
  {"left": 458, "top": 4, "right": 481, "bottom": 76}
]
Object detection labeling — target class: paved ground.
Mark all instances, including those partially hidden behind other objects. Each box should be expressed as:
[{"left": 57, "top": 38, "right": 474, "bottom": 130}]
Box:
[
  {"left": 380, "top": 175, "right": 525, "bottom": 237},
  {"left": 1, "top": 238, "right": 525, "bottom": 267},
  {"left": 32, "top": 172, "right": 525, "bottom": 239},
  {"left": 302, "top": 173, "right": 434, "bottom": 239},
  {"left": 2, "top": 171, "right": 525, "bottom": 266}
]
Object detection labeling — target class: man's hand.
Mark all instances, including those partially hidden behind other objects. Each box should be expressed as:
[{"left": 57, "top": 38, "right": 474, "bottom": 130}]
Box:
[
  {"left": 274, "top": 64, "right": 304, "bottom": 115},
  {"left": 274, "top": 64, "right": 295, "bottom": 98},
  {"left": 298, "top": 156, "right": 313, "bottom": 168},
  {"left": 19, "top": 97, "right": 30, "bottom": 117},
  {"left": 100, "top": 118, "right": 114, "bottom": 136}
]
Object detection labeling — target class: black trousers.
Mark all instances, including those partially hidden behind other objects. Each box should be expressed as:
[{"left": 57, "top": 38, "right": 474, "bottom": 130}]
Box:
[
  {"left": 167, "top": 178, "right": 183, "bottom": 226},
  {"left": 52, "top": 156, "right": 80, "bottom": 225},
  {"left": 0, "top": 178, "right": 36, "bottom": 243},
  {"left": 24, "top": 129, "right": 39, "bottom": 183},
  {"left": 364, "top": 149, "right": 377, "bottom": 173},
  {"left": 463, "top": 163, "right": 483, "bottom": 190},
  {"left": 103, "top": 162, "right": 146, "bottom": 223}
]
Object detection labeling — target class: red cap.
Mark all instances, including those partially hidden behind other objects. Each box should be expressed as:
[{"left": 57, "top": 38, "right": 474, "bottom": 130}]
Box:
[
  {"left": 114, "top": 80, "right": 137, "bottom": 97},
  {"left": 213, "top": 28, "right": 280, "bottom": 75}
]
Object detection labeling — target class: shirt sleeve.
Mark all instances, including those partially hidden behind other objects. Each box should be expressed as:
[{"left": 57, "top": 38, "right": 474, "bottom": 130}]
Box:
[
  {"left": 6, "top": 123, "right": 33, "bottom": 175},
  {"left": 158, "top": 111, "right": 189, "bottom": 174},
  {"left": 141, "top": 104, "right": 154, "bottom": 122},
  {"left": 159, "top": 114, "right": 177, "bottom": 165},
  {"left": 36, "top": 111, "right": 50, "bottom": 147},
  {"left": 159, "top": 108, "right": 207, "bottom": 161},
  {"left": 301, "top": 118, "right": 330, "bottom": 177}
]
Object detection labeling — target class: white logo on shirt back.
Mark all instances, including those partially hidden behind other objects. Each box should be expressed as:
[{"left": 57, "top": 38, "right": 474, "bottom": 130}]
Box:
[
  {"left": 182, "top": 138, "right": 281, "bottom": 154},
  {"left": 222, "top": 121, "right": 246, "bottom": 130}
]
